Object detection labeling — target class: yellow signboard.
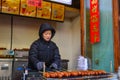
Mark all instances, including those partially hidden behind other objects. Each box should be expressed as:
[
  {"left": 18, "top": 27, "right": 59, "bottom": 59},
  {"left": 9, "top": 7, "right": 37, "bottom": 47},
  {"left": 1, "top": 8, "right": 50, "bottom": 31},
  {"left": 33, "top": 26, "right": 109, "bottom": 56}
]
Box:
[
  {"left": 20, "top": 0, "right": 36, "bottom": 17},
  {"left": 2, "top": 0, "right": 20, "bottom": 14},
  {"left": 36, "top": 1, "right": 51, "bottom": 19},
  {"left": 51, "top": 3, "right": 65, "bottom": 21}
]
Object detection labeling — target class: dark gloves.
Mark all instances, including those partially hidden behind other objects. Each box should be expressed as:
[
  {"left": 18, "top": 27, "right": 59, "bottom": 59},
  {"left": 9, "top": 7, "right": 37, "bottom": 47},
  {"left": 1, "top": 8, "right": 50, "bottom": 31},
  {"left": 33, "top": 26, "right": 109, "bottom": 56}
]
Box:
[
  {"left": 50, "top": 63, "right": 58, "bottom": 69},
  {"left": 36, "top": 62, "right": 44, "bottom": 70}
]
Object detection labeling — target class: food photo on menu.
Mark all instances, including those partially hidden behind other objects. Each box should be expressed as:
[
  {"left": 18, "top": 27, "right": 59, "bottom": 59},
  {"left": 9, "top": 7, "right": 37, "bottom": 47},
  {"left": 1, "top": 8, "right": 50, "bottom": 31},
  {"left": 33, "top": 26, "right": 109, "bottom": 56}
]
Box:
[
  {"left": 2, "top": 0, "right": 20, "bottom": 14},
  {"left": 20, "top": 0, "right": 36, "bottom": 17},
  {"left": 51, "top": 3, "right": 65, "bottom": 21},
  {"left": 36, "top": 1, "right": 51, "bottom": 19}
]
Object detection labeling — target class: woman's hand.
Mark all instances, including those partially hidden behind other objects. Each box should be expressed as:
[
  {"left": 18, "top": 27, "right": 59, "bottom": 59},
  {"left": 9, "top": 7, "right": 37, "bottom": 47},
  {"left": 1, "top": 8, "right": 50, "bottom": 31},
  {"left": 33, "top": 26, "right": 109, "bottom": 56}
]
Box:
[
  {"left": 50, "top": 63, "right": 58, "bottom": 69},
  {"left": 36, "top": 62, "right": 44, "bottom": 70}
]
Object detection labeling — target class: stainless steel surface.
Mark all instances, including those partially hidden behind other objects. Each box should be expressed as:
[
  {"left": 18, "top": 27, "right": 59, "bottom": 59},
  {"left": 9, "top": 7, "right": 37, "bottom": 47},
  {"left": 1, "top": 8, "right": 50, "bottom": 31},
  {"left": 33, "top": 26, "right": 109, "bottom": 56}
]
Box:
[
  {"left": 14, "top": 58, "right": 28, "bottom": 61},
  {"left": 14, "top": 50, "right": 28, "bottom": 58},
  {"left": 13, "top": 58, "right": 28, "bottom": 80},
  {"left": 0, "top": 59, "right": 13, "bottom": 80},
  {"left": 26, "top": 72, "right": 115, "bottom": 80},
  {"left": 0, "top": 59, "right": 13, "bottom": 61},
  {"left": 13, "top": 50, "right": 28, "bottom": 80}
]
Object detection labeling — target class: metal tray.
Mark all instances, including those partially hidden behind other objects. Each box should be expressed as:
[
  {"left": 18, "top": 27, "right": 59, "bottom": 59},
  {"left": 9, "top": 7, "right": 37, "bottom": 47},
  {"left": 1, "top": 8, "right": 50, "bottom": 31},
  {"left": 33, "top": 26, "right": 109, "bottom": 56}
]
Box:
[{"left": 26, "top": 72, "right": 113, "bottom": 80}]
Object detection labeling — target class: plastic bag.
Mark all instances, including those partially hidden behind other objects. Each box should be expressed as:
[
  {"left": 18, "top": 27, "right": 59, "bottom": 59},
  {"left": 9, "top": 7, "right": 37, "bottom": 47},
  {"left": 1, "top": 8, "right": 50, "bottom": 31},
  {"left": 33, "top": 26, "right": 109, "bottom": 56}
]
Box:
[{"left": 77, "top": 56, "right": 88, "bottom": 70}]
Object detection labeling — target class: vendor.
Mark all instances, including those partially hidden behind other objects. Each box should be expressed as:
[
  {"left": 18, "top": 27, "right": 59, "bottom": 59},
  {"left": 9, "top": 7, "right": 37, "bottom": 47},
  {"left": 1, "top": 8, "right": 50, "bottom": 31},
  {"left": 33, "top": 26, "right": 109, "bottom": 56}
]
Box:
[{"left": 28, "top": 23, "right": 61, "bottom": 71}]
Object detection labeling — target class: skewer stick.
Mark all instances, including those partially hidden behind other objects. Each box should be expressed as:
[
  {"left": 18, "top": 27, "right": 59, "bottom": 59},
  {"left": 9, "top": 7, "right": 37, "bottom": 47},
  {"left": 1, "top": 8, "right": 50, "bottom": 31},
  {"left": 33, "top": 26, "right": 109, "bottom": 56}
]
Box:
[
  {"left": 43, "top": 62, "right": 45, "bottom": 76},
  {"left": 110, "top": 61, "right": 113, "bottom": 72}
]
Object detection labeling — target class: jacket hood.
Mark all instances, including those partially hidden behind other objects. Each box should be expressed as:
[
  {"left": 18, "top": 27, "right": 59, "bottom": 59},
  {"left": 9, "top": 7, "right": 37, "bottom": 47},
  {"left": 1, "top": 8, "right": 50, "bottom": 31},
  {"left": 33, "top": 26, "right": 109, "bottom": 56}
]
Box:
[{"left": 39, "top": 23, "right": 56, "bottom": 39}]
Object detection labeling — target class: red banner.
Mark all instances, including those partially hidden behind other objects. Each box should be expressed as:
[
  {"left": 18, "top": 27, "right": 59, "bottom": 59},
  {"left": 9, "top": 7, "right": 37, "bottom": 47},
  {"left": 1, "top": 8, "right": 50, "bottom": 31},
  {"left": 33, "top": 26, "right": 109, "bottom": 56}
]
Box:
[
  {"left": 90, "top": 0, "right": 100, "bottom": 44},
  {"left": 27, "top": 0, "right": 42, "bottom": 7}
]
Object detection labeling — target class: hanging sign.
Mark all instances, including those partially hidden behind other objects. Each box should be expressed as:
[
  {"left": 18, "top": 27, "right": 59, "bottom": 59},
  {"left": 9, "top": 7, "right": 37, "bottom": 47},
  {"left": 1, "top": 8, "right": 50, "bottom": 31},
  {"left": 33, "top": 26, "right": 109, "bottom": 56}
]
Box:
[
  {"left": 27, "top": 0, "right": 42, "bottom": 7},
  {"left": 51, "top": 3, "right": 65, "bottom": 21},
  {"left": 2, "top": 0, "right": 20, "bottom": 14},
  {"left": 90, "top": 0, "right": 100, "bottom": 44},
  {"left": 36, "top": 1, "right": 51, "bottom": 19},
  {"left": 20, "top": 0, "right": 36, "bottom": 17}
]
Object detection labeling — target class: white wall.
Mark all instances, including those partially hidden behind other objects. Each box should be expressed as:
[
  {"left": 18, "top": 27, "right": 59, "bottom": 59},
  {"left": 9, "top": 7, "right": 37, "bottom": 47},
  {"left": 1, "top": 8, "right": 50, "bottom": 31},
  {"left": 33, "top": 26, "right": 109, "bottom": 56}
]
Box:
[
  {"left": 0, "top": 14, "right": 11, "bottom": 48},
  {"left": 71, "top": 16, "right": 81, "bottom": 70},
  {"left": 0, "top": 14, "right": 80, "bottom": 70},
  {"left": 53, "top": 17, "right": 81, "bottom": 70}
]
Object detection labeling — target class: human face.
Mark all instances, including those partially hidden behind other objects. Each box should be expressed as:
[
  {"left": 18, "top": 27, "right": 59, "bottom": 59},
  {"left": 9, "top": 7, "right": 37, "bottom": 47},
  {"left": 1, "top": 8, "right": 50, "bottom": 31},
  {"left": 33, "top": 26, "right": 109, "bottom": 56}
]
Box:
[{"left": 42, "top": 30, "right": 52, "bottom": 41}]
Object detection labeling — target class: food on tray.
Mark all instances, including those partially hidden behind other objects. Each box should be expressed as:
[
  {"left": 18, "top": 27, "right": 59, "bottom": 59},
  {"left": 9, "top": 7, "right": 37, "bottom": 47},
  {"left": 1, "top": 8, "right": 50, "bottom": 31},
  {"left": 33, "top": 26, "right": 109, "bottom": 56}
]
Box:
[{"left": 44, "top": 70, "right": 107, "bottom": 78}]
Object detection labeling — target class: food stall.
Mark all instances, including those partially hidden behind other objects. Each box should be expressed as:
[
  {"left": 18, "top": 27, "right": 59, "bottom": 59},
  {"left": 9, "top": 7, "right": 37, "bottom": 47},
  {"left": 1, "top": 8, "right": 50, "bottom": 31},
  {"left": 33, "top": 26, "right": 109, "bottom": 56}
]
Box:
[{"left": 0, "top": 0, "right": 119, "bottom": 80}]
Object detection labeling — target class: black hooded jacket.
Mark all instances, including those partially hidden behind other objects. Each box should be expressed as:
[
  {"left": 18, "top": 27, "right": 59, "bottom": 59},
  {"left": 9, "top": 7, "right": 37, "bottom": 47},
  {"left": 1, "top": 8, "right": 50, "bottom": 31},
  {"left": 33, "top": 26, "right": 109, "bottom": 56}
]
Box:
[{"left": 28, "top": 23, "right": 61, "bottom": 71}]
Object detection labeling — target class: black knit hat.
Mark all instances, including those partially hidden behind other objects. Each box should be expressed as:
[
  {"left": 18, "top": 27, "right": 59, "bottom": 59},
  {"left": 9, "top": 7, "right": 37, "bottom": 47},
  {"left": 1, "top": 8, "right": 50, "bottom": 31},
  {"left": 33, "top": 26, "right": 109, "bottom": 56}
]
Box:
[{"left": 39, "top": 23, "right": 56, "bottom": 39}]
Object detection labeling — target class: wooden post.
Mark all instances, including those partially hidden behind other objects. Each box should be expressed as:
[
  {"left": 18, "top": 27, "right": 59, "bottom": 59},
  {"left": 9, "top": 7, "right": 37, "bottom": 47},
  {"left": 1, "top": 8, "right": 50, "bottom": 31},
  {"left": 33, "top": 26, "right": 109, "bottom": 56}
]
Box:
[
  {"left": 112, "top": 0, "right": 120, "bottom": 72},
  {"left": 80, "top": 0, "right": 85, "bottom": 56}
]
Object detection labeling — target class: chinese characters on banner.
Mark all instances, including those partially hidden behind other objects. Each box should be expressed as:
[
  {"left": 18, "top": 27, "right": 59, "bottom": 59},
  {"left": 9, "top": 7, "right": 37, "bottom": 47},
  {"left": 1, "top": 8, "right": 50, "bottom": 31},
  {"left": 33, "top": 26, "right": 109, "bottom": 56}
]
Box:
[
  {"left": 90, "top": 0, "right": 100, "bottom": 44},
  {"left": 27, "top": 0, "right": 42, "bottom": 8}
]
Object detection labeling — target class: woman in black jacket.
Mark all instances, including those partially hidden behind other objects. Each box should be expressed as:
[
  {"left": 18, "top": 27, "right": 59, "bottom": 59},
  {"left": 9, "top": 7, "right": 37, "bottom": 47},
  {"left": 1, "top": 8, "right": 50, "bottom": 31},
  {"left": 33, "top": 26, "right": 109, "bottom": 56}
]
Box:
[{"left": 28, "top": 23, "right": 61, "bottom": 71}]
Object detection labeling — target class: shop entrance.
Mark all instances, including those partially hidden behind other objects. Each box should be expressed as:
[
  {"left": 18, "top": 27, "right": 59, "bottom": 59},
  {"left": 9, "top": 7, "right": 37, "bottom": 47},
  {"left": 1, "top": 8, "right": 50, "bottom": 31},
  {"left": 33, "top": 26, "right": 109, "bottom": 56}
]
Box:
[{"left": 80, "top": 0, "right": 120, "bottom": 72}]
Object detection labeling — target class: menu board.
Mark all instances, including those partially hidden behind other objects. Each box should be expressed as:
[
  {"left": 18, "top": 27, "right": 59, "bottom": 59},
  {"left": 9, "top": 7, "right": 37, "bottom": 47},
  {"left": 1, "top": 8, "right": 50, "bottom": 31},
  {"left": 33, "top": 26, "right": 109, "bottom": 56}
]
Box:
[
  {"left": 0, "top": 0, "right": 1, "bottom": 12},
  {"left": 2, "top": 0, "right": 20, "bottom": 14},
  {"left": 51, "top": 3, "right": 65, "bottom": 21},
  {"left": 20, "top": 0, "right": 36, "bottom": 17},
  {"left": 0, "top": 0, "right": 65, "bottom": 22},
  {"left": 36, "top": 1, "right": 51, "bottom": 19}
]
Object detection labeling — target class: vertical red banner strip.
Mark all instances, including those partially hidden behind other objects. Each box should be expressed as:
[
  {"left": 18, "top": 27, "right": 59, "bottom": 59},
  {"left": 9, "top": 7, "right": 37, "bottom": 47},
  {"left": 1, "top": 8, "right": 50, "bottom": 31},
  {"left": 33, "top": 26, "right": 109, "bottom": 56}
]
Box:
[{"left": 90, "top": 0, "right": 100, "bottom": 44}]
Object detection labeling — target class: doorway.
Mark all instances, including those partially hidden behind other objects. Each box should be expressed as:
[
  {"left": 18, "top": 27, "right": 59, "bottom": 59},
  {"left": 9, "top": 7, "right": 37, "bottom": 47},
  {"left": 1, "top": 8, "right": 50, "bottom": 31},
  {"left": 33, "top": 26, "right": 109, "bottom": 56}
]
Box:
[{"left": 81, "top": 0, "right": 120, "bottom": 72}]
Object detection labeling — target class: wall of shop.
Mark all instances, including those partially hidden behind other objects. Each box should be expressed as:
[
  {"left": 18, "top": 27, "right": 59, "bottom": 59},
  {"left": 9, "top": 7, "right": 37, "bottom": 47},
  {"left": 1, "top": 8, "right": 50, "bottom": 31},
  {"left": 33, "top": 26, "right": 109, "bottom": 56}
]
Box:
[
  {"left": 85, "top": 0, "right": 114, "bottom": 72},
  {"left": 0, "top": 13, "right": 80, "bottom": 70}
]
